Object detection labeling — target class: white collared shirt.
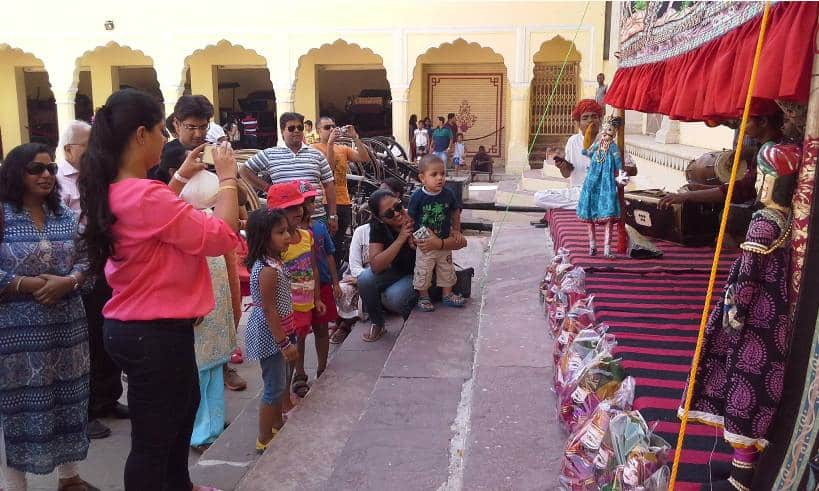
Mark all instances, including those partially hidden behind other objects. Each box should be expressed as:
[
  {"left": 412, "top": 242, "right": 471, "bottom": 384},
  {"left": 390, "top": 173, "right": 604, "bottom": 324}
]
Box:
[{"left": 56, "top": 159, "right": 81, "bottom": 214}]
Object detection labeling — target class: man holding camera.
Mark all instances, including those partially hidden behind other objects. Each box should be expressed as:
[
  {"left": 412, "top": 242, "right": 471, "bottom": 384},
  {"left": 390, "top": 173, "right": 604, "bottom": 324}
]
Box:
[{"left": 312, "top": 116, "right": 369, "bottom": 263}]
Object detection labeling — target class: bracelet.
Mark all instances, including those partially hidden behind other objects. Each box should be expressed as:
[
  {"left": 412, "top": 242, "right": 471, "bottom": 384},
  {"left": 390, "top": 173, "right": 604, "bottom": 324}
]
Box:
[
  {"left": 69, "top": 274, "right": 80, "bottom": 290},
  {"left": 15, "top": 277, "right": 23, "bottom": 293},
  {"left": 219, "top": 185, "right": 238, "bottom": 192},
  {"left": 173, "top": 172, "right": 190, "bottom": 184},
  {"left": 277, "top": 337, "right": 292, "bottom": 350},
  {"left": 219, "top": 176, "right": 238, "bottom": 183},
  {"left": 440, "top": 238, "right": 445, "bottom": 250}
]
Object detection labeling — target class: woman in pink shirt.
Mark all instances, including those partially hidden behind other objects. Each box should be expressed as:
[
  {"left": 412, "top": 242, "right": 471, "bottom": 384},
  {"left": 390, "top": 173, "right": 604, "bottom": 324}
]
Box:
[{"left": 78, "top": 89, "right": 240, "bottom": 491}]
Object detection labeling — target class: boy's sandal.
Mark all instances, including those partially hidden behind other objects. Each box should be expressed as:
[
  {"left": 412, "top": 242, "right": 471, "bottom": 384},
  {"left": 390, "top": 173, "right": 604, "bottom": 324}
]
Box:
[
  {"left": 330, "top": 322, "right": 354, "bottom": 344},
  {"left": 58, "top": 479, "right": 101, "bottom": 491},
  {"left": 292, "top": 374, "right": 310, "bottom": 398},
  {"left": 442, "top": 294, "right": 466, "bottom": 308},
  {"left": 362, "top": 324, "right": 385, "bottom": 342},
  {"left": 255, "top": 428, "right": 279, "bottom": 454},
  {"left": 416, "top": 297, "right": 435, "bottom": 312}
]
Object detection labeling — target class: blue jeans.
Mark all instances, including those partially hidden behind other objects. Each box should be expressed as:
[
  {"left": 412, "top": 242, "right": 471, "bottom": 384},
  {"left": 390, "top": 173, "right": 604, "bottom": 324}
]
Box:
[
  {"left": 433, "top": 151, "right": 448, "bottom": 167},
  {"left": 259, "top": 352, "right": 287, "bottom": 405},
  {"left": 357, "top": 267, "right": 418, "bottom": 328}
]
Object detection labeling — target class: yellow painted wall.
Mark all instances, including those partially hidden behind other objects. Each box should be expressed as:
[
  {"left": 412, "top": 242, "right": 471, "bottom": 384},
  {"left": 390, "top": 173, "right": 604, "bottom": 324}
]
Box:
[
  {"left": 0, "top": 49, "right": 45, "bottom": 156},
  {"left": 76, "top": 45, "right": 153, "bottom": 109},
  {"left": 679, "top": 122, "right": 735, "bottom": 151},
  {"left": 294, "top": 41, "right": 384, "bottom": 122}
]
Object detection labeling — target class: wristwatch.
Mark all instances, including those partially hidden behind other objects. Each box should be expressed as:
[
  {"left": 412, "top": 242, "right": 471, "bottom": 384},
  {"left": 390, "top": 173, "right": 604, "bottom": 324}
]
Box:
[{"left": 328, "top": 215, "right": 338, "bottom": 220}]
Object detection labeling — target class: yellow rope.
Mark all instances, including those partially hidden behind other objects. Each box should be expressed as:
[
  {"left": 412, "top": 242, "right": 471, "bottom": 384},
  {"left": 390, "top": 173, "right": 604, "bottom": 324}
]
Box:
[{"left": 669, "top": 3, "right": 772, "bottom": 489}]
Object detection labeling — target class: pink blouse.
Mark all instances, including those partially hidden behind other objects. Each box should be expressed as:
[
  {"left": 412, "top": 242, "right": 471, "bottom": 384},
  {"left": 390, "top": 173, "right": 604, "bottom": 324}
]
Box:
[{"left": 103, "top": 179, "right": 239, "bottom": 321}]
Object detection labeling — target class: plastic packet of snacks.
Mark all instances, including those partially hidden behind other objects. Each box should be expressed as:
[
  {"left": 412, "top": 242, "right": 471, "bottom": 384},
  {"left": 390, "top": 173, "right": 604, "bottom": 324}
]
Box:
[
  {"left": 595, "top": 411, "right": 671, "bottom": 490},
  {"left": 558, "top": 350, "right": 625, "bottom": 432},
  {"left": 541, "top": 248, "right": 571, "bottom": 302},
  {"left": 548, "top": 264, "right": 584, "bottom": 332},
  {"left": 558, "top": 378, "right": 635, "bottom": 491},
  {"left": 553, "top": 297, "right": 598, "bottom": 355},
  {"left": 559, "top": 266, "right": 587, "bottom": 309},
  {"left": 555, "top": 327, "right": 614, "bottom": 392}
]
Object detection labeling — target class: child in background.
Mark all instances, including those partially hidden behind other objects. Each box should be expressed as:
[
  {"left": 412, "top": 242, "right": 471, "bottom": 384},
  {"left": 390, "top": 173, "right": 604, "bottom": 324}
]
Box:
[
  {"left": 297, "top": 181, "right": 340, "bottom": 381},
  {"left": 414, "top": 119, "right": 429, "bottom": 161},
  {"left": 266, "top": 182, "right": 326, "bottom": 401},
  {"left": 244, "top": 208, "right": 299, "bottom": 453},
  {"left": 453, "top": 134, "right": 466, "bottom": 169},
  {"left": 408, "top": 154, "right": 467, "bottom": 311}
]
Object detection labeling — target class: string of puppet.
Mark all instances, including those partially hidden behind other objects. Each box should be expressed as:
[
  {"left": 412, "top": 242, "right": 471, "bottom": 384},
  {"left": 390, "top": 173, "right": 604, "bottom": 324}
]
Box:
[
  {"left": 669, "top": 3, "right": 772, "bottom": 489},
  {"left": 479, "top": 0, "right": 590, "bottom": 277}
]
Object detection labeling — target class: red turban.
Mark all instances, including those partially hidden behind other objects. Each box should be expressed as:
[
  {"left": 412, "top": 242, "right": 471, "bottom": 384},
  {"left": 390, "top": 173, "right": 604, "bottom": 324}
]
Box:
[{"left": 571, "top": 99, "right": 604, "bottom": 121}]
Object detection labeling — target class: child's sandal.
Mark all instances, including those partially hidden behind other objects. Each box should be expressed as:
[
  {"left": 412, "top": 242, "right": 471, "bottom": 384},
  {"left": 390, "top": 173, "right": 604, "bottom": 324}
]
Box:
[
  {"left": 416, "top": 297, "right": 435, "bottom": 312},
  {"left": 255, "top": 428, "right": 279, "bottom": 454},
  {"left": 442, "top": 293, "right": 466, "bottom": 308}
]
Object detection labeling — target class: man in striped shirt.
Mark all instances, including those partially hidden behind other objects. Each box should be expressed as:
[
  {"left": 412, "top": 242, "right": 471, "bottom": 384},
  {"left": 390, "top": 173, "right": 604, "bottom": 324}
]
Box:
[{"left": 240, "top": 112, "right": 338, "bottom": 231}]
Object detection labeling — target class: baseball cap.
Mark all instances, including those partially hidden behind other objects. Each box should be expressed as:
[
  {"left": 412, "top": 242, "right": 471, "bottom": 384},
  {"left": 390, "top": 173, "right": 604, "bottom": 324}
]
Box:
[
  {"left": 266, "top": 181, "right": 305, "bottom": 209},
  {"left": 297, "top": 180, "right": 319, "bottom": 199}
]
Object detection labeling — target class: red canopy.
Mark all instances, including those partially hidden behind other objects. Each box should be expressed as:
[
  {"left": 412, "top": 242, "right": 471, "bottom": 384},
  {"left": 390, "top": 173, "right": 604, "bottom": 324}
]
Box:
[{"left": 605, "top": 2, "right": 818, "bottom": 122}]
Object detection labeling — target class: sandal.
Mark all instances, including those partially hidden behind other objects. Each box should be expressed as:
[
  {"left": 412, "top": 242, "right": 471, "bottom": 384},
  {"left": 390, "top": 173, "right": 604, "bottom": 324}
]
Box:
[
  {"left": 362, "top": 324, "right": 385, "bottom": 342},
  {"left": 416, "top": 296, "right": 435, "bottom": 312},
  {"left": 57, "top": 478, "right": 100, "bottom": 491},
  {"left": 292, "top": 374, "right": 310, "bottom": 398},
  {"left": 442, "top": 293, "right": 466, "bottom": 308},
  {"left": 330, "top": 320, "right": 354, "bottom": 344},
  {"left": 255, "top": 427, "right": 279, "bottom": 454}
]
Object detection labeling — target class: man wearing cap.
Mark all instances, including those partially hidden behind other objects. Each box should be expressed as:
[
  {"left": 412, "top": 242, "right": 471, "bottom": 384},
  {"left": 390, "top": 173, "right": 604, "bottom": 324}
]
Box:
[{"left": 240, "top": 111, "right": 338, "bottom": 232}]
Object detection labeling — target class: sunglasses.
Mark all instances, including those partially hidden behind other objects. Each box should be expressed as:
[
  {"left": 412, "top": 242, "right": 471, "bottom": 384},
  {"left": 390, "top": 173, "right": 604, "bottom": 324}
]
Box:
[
  {"left": 322, "top": 124, "right": 336, "bottom": 131},
  {"left": 26, "top": 162, "right": 58, "bottom": 176},
  {"left": 286, "top": 124, "right": 305, "bottom": 133},
  {"left": 380, "top": 202, "right": 404, "bottom": 219}
]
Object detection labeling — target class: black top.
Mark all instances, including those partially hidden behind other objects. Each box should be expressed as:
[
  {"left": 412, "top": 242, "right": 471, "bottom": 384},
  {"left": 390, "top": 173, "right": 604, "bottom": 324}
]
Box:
[
  {"left": 369, "top": 219, "right": 416, "bottom": 275},
  {"left": 407, "top": 187, "right": 461, "bottom": 239},
  {"left": 148, "top": 140, "right": 187, "bottom": 183}
]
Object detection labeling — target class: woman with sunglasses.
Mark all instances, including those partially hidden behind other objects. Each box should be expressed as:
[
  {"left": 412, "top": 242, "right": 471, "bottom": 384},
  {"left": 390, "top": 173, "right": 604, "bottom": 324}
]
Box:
[
  {"left": 0, "top": 143, "right": 99, "bottom": 491},
  {"left": 78, "top": 89, "right": 239, "bottom": 491}
]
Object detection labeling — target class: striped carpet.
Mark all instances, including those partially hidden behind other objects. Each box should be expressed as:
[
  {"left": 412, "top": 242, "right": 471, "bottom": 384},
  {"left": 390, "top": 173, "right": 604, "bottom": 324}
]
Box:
[{"left": 547, "top": 209, "right": 741, "bottom": 489}]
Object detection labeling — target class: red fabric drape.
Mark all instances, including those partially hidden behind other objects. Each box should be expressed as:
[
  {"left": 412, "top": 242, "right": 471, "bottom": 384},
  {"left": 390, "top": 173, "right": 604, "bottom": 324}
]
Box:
[{"left": 605, "top": 2, "right": 818, "bottom": 122}]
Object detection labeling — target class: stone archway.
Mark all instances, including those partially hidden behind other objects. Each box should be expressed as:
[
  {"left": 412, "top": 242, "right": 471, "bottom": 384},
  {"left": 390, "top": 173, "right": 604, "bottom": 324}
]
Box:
[
  {"left": 409, "top": 39, "right": 509, "bottom": 162},
  {"left": 294, "top": 40, "right": 391, "bottom": 137},
  {"left": 184, "top": 41, "right": 274, "bottom": 148},
  {"left": 0, "top": 45, "right": 55, "bottom": 154}
]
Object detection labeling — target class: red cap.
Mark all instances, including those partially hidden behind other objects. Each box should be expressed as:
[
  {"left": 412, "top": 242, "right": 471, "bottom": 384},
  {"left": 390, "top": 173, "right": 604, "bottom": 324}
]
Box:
[
  {"left": 297, "top": 180, "right": 319, "bottom": 199},
  {"left": 266, "top": 181, "right": 306, "bottom": 209}
]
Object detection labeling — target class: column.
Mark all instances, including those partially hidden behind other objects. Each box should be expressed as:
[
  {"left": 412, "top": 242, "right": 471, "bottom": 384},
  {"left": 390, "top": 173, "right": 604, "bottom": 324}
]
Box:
[
  {"left": 90, "top": 65, "right": 117, "bottom": 109},
  {"left": 274, "top": 84, "right": 294, "bottom": 147},
  {"left": 53, "top": 86, "right": 77, "bottom": 160},
  {"left": 655, "top": 116, "right": 680, "bottom": 144},
  {"left": 189, "top": 62, "right": 218, "bottom": 116},
  {"left": 154, "top": 56, "right": 187, "bottom": 118},
  {"left": 0, "top": 65, "right": 29, "bottom": 153},
  {"left": 391, "top": 85, "right": 410, "bottom": 152},
  {"left": 505, "top": 83, "right": 531, "bottom": 174}
]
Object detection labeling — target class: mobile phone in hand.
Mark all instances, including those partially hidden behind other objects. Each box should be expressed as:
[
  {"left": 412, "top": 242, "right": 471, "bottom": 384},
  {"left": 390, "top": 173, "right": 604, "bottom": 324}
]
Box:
[
  {"left": 413, "top": 226, "right": 431, "bottom": 240},
  {"left": 202, "top": 145, "right": 215, "bottom": 165}
]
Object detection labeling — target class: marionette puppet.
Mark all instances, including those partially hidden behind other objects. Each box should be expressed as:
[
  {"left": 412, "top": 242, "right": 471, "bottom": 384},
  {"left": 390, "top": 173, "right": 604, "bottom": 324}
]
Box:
[
  {"left": 576, "top": 116, "right": 629, "bottom": 257},
  {"left": 678, "top": 141, "right": 802, "bottom": 491}
]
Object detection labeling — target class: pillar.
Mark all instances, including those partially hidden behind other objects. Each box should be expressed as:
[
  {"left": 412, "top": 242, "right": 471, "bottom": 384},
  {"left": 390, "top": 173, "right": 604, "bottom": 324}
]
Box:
[
  {"left": 655, "top": 116, "right": 680, "bottom": 144},
  {"left": 90, "top": 65, "right": 118, "bottom": 109},
  {"left": 0, "top": 65, "right": 30, "bottom": 154},
  {"left": 53, "top": 86, "right": 77, "bottom": 160},
  {"left": 391, "top": 85, "right": 410, "bottom": 152},
  {"left": 154, "top": 57, "right": 187, "bottom": 118},
  {"left": 189, "top": 62, "right": 218, "bottom": 117},
  {"left": 505, "top": 83, "right": 531, "bottom": 174},
  {"left": 274, "top": 84, "right": 294, "bottom": 147}
]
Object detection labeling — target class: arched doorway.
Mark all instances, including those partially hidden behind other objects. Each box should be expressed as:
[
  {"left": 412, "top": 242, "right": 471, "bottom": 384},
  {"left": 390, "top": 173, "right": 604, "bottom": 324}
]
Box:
[
  {"left": 0, "top": 46, "right": 56, "bottom": 155},
  {"left": 295, "top": 40, "right": 391, "bottom": 137},
  {"left": 529, "top": 37, "right": 582, "bottom": 162},
  {"left": 74, "top": 43, "right": 158, "bottom": 120},
  {"left": 184, "top": 41, "right": 274, "bottom": 149},
  {"left": 409, "top": 39, "right": 509, "bottom": 162}
]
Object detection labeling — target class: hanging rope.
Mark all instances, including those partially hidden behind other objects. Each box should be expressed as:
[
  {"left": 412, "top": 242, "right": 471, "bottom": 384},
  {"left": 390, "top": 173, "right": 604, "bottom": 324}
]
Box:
[{"left": 669, "top": 3, "right": 772, "bottom": 489}]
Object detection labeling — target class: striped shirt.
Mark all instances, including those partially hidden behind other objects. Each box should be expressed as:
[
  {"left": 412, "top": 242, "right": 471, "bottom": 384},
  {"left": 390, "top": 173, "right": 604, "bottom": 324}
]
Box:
[{"left": 244, "top": 144, "right": 334, "bottom": 218}]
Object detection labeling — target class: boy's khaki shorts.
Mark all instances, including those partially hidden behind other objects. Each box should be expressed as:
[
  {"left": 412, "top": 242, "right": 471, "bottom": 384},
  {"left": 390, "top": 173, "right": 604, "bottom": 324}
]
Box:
[{"left": 413, "top": 248, "right": 457, "bottom": 291}]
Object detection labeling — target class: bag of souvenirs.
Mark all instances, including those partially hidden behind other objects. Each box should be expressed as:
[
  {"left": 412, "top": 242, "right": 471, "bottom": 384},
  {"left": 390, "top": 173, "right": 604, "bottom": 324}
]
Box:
[
  {"left": 558, "top": 349, "right": 626, "bottom": 432},
  {"left": 555, "top": 324, "right": 611, "bottom": 389},
  {"left": 541, "top": 247, "right": 571, "bottom": 303},
  {"left": 547, "top": 264, "right": 585, "bottom": 333},
  {"left": 553, "top": 298, "right": 598, "bottom": 359},
  {"left": 596, "top": 411, "right": 671, "bottom": 490},
  {"left": 558, "top": 378, "right": 636, "bottom": 491}
]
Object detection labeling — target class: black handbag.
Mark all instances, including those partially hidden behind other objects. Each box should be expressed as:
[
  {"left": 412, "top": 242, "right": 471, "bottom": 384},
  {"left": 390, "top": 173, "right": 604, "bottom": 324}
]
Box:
[{"left": 429, "top": 263, "right": 475, "bottom": 301}]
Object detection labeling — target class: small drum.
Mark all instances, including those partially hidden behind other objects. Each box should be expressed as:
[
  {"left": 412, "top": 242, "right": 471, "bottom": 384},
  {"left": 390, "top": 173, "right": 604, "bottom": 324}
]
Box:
[{"left": 685, "top": 150, "right": 748, "bottom": 186}]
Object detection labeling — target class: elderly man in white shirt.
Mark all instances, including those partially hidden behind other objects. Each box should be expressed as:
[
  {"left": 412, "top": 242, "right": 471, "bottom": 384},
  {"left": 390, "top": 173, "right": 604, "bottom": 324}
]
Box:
[{"left": 56, "top": 120, "right": 91, "bottom": 215}]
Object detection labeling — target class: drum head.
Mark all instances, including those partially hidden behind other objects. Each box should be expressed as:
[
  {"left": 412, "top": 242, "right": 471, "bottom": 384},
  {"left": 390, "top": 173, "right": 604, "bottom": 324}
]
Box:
[{"left": 714, "top": 150, "right": 748, "bottom": 183}]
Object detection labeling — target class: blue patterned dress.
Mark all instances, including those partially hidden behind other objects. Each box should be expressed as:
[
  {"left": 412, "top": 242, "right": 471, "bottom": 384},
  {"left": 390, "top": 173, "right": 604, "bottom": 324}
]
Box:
[
  {"left": 0, "top": 202, "right": 90, "bottom": 474},
  {"left": 576, "top": 141, "right": 623, "bottom": 223}
]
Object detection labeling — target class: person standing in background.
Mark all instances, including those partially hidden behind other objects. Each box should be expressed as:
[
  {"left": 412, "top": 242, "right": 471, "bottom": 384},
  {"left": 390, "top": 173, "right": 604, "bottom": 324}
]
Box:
[
  {"left": 595, "top": 73, "right": 608, "bottom": 113},
  {"left": 430, "top": 116, "right": 454, "bottom": 168}
]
